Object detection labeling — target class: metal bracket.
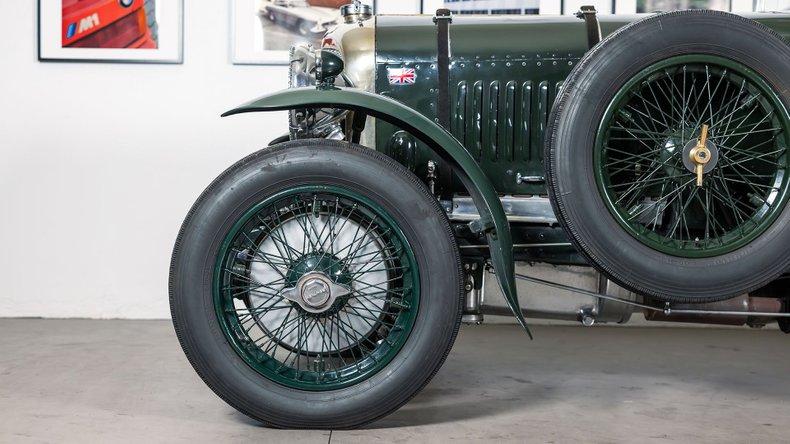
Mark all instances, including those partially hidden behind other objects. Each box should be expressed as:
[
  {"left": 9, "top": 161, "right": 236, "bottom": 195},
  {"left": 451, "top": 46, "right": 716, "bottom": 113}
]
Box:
[
  {"left": 468, "top": 216, "right": 495, "bottom": 234},
  {"left": 515, "top": 173, "right": 545, "bottom": 185},
  {"left": 575, "top": 5, "right": 602, "bottom": 49},
  {"left": 433, "top": 8, "right": 452, "bottom": 131},
  {"left": 432, "top": 7, "right": 453, "bottom": 24}
]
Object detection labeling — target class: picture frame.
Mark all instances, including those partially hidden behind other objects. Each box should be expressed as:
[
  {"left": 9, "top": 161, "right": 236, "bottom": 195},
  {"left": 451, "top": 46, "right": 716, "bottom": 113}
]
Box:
[
  {"left": 38, "top": 0, "right": 184, "bottom": 64},
  {"left": 231, "top": 0, "right": 379, "bottom": 66},
  {"left": 421, "top": 0, "right": 613, "bottom": 15},
  {"left": 423, "top": 0, "right": 762, "bottom": 15},
  {"left": 421, "top": 0, "right": 546, "bottom": 15}
]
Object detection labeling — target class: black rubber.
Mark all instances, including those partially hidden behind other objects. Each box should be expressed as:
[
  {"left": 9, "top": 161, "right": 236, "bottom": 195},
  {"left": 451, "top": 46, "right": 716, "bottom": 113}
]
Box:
[
  {"left": 545, "top": 10, "right": 790, "bottom": 303},
  {"left": 170, "top": 140, "right": 463, "bottom": 428}
]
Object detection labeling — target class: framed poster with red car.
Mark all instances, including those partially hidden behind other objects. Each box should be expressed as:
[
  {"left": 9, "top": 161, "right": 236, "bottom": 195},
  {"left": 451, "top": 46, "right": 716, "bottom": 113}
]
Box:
[{"left": 38, "top": 0, "right": 183, "bottom": 63}]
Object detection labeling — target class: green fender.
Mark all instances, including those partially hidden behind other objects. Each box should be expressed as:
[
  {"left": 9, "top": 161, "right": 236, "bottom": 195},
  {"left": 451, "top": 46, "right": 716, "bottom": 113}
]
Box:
[{"left": 223, "top": 86, "right": 531, "bottom": 337}]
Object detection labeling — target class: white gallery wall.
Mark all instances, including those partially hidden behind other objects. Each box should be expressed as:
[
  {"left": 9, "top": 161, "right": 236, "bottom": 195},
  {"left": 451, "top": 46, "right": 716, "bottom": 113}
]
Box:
[{"left": 0, "top": 1, "right": 293, "bottom": 318}]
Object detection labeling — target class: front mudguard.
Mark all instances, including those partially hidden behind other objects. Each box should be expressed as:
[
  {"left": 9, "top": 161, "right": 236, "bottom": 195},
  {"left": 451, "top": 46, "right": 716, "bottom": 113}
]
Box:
[{"left": 223, "top": 86, "right": 531, "bottom": 337}]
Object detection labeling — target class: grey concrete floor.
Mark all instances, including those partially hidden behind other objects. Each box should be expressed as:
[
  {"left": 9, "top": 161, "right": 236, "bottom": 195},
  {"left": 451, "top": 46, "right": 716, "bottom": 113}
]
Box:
[{"left": 1, "top": 320, "right": 789, "bottom": 443}]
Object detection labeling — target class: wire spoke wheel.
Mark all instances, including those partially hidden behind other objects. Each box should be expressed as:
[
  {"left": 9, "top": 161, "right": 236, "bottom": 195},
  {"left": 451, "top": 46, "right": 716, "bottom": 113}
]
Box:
[
  {"left": 595, "top": 55, "right": 790, "bottom": 257},
  {"left": 172, "top": 142, "right": 461, "bottom": 427},
  {"left": 214, "top": 185, "right": 419, "bottom": 391}
]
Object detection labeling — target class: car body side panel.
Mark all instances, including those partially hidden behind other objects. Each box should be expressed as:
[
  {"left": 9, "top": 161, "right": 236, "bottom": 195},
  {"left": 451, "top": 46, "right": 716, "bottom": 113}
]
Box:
[
  {"left": 374, "top": 13, "right": 790, "bottom": 196},
  {"left": 222, "top": 86, "right": 531, "bottom": 335}
]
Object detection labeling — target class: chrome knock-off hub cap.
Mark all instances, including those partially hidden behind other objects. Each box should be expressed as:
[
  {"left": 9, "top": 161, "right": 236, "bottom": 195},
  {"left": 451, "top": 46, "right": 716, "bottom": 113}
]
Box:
[{"left": 281, "top": 271, "right": 352, "bottom": 313}]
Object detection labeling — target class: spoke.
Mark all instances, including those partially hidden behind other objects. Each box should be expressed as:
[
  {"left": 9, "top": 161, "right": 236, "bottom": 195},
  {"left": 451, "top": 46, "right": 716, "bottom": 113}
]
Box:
[
  {"left": 604, "top": 144, "right": 666, "bottom": 160},
  {"left": 692, "top": 65, "right": 727, "bottom": 132},
  {"left": 257, "top": 216, "right": 303, "bottom": 262},
  {"left": 720, "top": 176, "right": 779, "bottom": 191},
  {"left": 709, "top": 172, "right": 739, "bottom": 236},
  {"left": 255, "top": 308, "right": 295, "bottom": 353},
  {"left": 666, "top": 186, "right": 700, "bottom": 240},
  {"left": 350, "top": 277, "right": 407, "bottom": 296},
  {"left": 714, "top": 108, "right": 771, "bottom": 142},
  {"left": 293, "top": 213, "right": 321, "bottom": 254},
  {"left": 616, "top": 110, "right": 666, "bottom": 149},
  {"left": 343, "top": 303, "right": 394, "bottom": 330},
  {"left": 721, "top": 149, "right": 785, "bottom": 173},
  {"left": 708, "top": 186, "right": 755, "bottom": 224},
  {"left": 222, "top": 275, "right": 286, "bottom": 299},
  {"left": 609, "top": 126, "right": 669, "bottom": 137},
  {"left": 332, "top": 313, "right": 366, "bottom": 368},
  {"left": 715, "top": 78, "right": 747, "bottom": 136},
  {"left": 686, "top": 72, "right": 708, "bottom": 125},
  {"left": 661, "top": 68, "right": 685, "bottom": 123},
  {"left": 713, "top": 127, "right": 782, "bottom": 141},
  {"left": 316, "top": 318, "right": 346, "bottom": 370},
  {"left": 646, "top": 79, "right": 677, "bottom": 128},
  {"left": 236, "top": 293, "right": 287, "bottom": 318},
  {"left": 627, "top": 177, "right": 695, "bottom": 221},
  {"left": 610, "top": 152, "right": 680, "bottom": 207},
  {"left": 691, "top": 190, "right": 728, "bottom": 243},
  {"left": 714, "top": 103, "right": 763, "bottom": 145},
  {"left": 710, "top": 91, "right": 760, "bottom": 132},
  {"left": 615, "top": 176, "right": 674, "bottom": 208},
  {"left": 632, "top": 88, "right": 668, "bottom": 132}
]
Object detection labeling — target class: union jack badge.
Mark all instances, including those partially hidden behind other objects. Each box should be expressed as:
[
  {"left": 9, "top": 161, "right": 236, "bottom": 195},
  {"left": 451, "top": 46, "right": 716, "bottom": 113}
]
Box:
[{"left": 387, "top": 67, "right": 416, "bottom": 85}]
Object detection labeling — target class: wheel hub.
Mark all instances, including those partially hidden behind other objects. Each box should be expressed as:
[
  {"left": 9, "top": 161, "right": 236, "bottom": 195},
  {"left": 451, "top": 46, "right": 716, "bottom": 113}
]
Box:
[
  {"left": 282, "top": 271, "right": 352, "bottom": 314},
  {"left": 301, "top": 276, "right": 331, "bottom": 307},
  {"left": 681, "top": 126, "right": 719, "bottom": 179}
]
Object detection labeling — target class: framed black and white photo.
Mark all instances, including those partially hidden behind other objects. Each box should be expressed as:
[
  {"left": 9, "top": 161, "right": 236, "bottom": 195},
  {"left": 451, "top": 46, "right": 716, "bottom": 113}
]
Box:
[
  {"left": 38, "top": 0, "right": 183, "bottom": 63},
  {"left": 231, "top": 0, "right": 377, "bottom": 65},
  {"left": 423, "top": 0, "right": 779, "bottom": 15},
  {"left": 422, "top": 0, "right": 615, "bottom": 16}
]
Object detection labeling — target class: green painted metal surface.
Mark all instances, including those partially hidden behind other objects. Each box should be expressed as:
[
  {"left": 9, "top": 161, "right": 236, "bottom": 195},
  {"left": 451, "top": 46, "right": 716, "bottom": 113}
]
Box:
[{"left": 222, "top": 86, "right": 531, "bottom": 335}]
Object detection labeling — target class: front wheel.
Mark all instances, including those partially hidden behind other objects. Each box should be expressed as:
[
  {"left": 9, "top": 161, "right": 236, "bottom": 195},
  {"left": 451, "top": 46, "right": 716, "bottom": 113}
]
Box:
[{"left": 170, "top": 140, "right": 463, "bottom": 428}]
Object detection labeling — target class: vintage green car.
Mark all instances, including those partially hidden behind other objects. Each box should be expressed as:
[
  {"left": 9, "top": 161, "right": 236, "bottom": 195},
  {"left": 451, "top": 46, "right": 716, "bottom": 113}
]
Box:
[{"left": 170, "top": 2, "right": 790, "bottom": 428}]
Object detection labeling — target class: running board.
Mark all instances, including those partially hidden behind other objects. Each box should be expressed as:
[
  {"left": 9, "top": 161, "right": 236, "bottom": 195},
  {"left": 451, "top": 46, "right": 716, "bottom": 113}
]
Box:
[{"left": 447, "top": 195, "right": 557, "bottom": 224}]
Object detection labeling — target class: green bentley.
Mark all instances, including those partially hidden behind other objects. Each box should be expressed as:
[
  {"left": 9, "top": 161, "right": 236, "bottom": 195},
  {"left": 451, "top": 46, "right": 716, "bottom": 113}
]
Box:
[{"left": 170, "top": 2, "right": 790, "bottom": 428}]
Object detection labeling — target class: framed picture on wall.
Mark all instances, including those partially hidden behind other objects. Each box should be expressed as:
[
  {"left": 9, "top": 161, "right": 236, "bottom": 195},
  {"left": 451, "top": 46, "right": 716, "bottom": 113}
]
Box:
[
  {"left": 423, "top": 0, "right": 616, "bottom": 15},
  {"left": 424, "top": 0, "right": 544, "bottom": 15},
  {"left": 231, "top": 0, "right": 378, "bottom": 65},
  {"left": 636, "top": 0, "right": 732, "bottom": 11},
  {"left": 38, "top": 0, "right": 184, "bottom": 63}
]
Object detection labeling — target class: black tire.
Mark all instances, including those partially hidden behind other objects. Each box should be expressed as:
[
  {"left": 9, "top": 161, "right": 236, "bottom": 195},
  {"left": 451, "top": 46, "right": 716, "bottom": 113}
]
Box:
[
  {"left": 170, "top": 140, "right": 463, "bottom": 428},
  {"left": 545, "top": 10, "right": 790, "bottom": 303}
]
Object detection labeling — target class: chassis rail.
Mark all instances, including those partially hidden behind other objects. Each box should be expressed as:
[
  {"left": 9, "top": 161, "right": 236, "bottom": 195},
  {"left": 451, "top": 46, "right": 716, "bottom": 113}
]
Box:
[{"left": 514, "top": 273, "right": 790, "bottom": 319}]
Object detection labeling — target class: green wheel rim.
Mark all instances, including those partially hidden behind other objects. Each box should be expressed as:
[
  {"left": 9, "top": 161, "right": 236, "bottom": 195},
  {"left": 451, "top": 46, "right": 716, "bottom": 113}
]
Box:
[
  {"left": 213, "top": 185, "right": 420, "bottom": 391},
  {"left": 595, "top": 55, "right": 789, "bottom": 258}
]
